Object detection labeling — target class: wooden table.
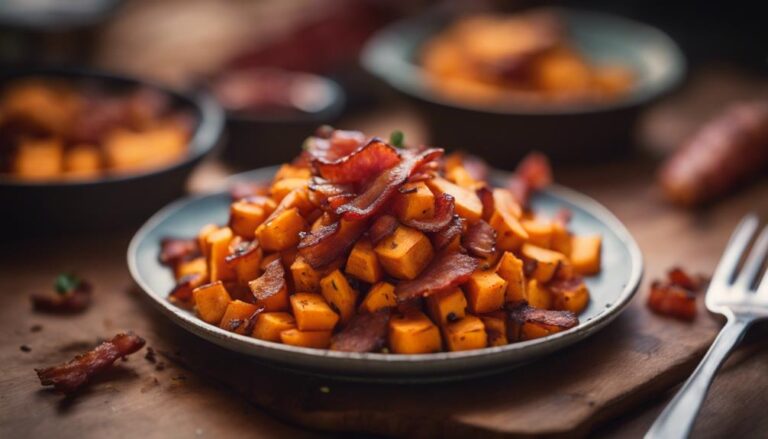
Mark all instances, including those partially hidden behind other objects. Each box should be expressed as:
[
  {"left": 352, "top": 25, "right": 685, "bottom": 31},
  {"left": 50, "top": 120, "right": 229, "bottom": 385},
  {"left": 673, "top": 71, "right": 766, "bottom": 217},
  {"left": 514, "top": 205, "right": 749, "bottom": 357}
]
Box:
[{"left": 3, "top": 81, "right": 768, "bottom": 438}]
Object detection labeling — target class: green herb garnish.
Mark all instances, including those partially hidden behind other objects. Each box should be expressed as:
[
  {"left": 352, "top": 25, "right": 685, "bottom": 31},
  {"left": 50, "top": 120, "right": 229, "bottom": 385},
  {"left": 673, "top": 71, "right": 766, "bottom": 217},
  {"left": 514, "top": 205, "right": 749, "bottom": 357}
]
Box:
[
  {"left": 54, "top": 273, "right": 80, "bottom": 295},
  {"left": 389, "top": 130, "right": 404, "bottom": 148}
]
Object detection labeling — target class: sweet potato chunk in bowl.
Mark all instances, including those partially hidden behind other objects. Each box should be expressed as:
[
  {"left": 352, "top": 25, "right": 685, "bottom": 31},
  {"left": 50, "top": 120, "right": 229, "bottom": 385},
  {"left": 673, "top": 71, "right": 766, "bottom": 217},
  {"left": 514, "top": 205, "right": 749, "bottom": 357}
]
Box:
[{"left": 159, "top": 127, "right": 603, "bottom": 353}]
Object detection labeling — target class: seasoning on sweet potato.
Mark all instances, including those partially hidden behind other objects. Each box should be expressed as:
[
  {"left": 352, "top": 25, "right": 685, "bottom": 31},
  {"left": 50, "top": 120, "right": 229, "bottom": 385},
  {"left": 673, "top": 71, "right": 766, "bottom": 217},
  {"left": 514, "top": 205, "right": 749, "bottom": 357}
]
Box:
[
  {"left": 225, "top": 240, "right": 262, "bottom": 285},
  {"left": 345, "top": 239, "right": 383, "bottom": 283},
  {"left": 252, "top": 312, "right": 296, "bottom": 341},
  {"left": 290, "top": 255, "right": 322, "bottom": 292},
  {"left": 550, "top": 277, "right": 589, "bottom": 314},
  {"left": 193, "top": 281, "right": 232, "bottom": 324},
  {"left": 480, "top": 312, "right": 508, "bottom": 346},
  {"left": 360, "top": 282, "right": 397, "bottom": 314},
  {"left": 290, "top": 292, "right": 339, "bottom": 331},
  {"left": 526, "top": 279, "right": 552, "bottom": 309},
  {"left": 445, "top": 315, "right": 487, "bottom": 351},
  {"left": 219, "top": 300, "right": 262, "bottom": 335},
  {"left": 521, "top": 243, "right": 567, "bottom": 283},
  {"left": 320, "top": 270, "right": 359, "bottom": 323},
  {"left": 394, "top": 181, "right": 436, "bottom": 221},
  {"left": 464, "top": 270, "right": 507, "bottom": 313},
  {"left": 489, "top": 199, "right": 528, "bottom": 251},
  {"left": 280, "top": 328, "right": 332, "bottom": 349},
  {"left": 256, "top": 207, "right": 306, "bottom": 251},
  {"left": 388, "top": 311, "right": 442, "bottom": 354},
  {"left": 374, "top": 225, "right": 434, "bottom": 280},
  {"left": 570, "top": 235, "right": 601, "bottom": 275},
  {"left": 496, "top": 251, "right": 526, "bottom": 303},
  {"left": 426, "top": 288, "right": 468, "bottom": 325}
]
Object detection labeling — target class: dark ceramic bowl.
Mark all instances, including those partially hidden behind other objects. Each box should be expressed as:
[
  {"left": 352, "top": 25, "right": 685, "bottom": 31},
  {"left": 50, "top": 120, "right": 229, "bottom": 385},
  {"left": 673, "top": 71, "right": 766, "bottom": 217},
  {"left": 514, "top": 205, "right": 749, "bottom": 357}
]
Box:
[
  {"left": 361, "top": 7, "right": 686, "bottom": 165},
  {"left": 0, "top": 67, "right": 224, "bottom": 232},
  {"left": 212, "top": 69, "right": 345, "bottom": 169}
]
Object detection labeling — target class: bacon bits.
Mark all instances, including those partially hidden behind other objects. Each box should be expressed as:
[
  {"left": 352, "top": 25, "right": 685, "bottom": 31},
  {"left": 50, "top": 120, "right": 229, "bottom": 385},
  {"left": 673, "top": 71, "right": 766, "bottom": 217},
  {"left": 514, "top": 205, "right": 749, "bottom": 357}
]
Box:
[
  {"left": 313, "top": 139, "right": 402, "bottom": 184},
  {"left": 368, "top": 214, "right": 399, "bottom": 245},
  {"left": 463, "top": 220, "right": 496, "bottom": 258},
  {"left": 330, "top": 310, "right": 391, "bottom": 352},
  {"left": 507, "top": 303, "right": 579, "bottom": 341},
  {"left": 507, "top": 152, "right": 553, "bottom": 206},
  {"left": 396, "top": 252, "right": 480, "bottom": 302},
  {"left": 159, "top": 238, "right": 199, "bottom": 268},
  {"left": 647, "top": 267, "right": 705, "bottom": 321},
  {"left": 298, "top": 220, "right": 368, "bottom": 268},
  {"left": 401, "top": 193, "right": 455, "bottom": 232},
  {"left": 31, "top": 274, "right": 93, "bottom": 314},
  {"left": 430, "top": 215, "right": 464, "bottom": 251},
  {"left": 248, "top": 259, "right": 287, "bottom": 302},
  {"left": 35, "top": 332, "right": 146, "bottom": 394}
]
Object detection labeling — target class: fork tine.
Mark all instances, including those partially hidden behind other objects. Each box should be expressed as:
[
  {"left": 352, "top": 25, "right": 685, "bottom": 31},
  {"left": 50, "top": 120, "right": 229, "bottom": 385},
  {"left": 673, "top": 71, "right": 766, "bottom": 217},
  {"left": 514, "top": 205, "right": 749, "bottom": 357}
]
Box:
[
  {"left": 710, "top": 214, "right": 759, "bottom": 288},
  {"left": 736, "top": 225, "right": 768, "bottom": 290}
]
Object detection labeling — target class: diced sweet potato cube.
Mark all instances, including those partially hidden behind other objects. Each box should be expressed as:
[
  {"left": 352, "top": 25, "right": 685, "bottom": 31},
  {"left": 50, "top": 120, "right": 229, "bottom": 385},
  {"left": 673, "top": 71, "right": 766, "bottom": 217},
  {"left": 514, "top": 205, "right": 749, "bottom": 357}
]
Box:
[
  {"left": 374, "top": 225, "right": 434, "bottom": 280},
  {"left": 280, "top": 329, "right": 332, "bottom": 349},
  {"left": 64, "top": 144, "right": 101, "bottom": 177},
  {"left": 480, "top": 312, "right": 508, "bottom": 346},
  {"left": 197, "top": 224, "right": 219, "bottom": 258},
  {"left": 255, "top": 207, "right": 306, "bottom": 251},
  {"left": 248, "top": 274, "right": 289, "bottom": 313},
  {"left": 446, "top": 165, "right": 482, "bottom": 190},
  {"left": 496, "top": 252, "right": 526, "bottom": 303},
  {"left": 550, "top": 221, "right": 572, "bottom": 255},
  {"left": 426, "top": 177, "right": 483, "bottom": 222},
  {"left": 522, "top": 219, "right": 553, "bottom": 248},
  {"left": 490, "top": 210, "right": 528, "bottom": 251},
  {"left": 359, "top": 282, "right": 397, "bottom": 313},
  {"left": 14, "top": 138, "right": 63, "bottom": 179},
  {"left": 176, "top": 256, "right": 207, "bottom": 281},
  {"left": 394, "top": 181, "right": 435, "bottom": 221},
  {"left": 274, "top": 164, "right": 312, "bottom": 181},
  {"left": 346, "top": 239, "right": 382, "bottom": 283},
  {"left": 270, "top": 177, "right": 309, "bottom": 203},
  {"left": 426, "top": 288, "right": 467, "bottom": 325},
  {"left": 277, "top": 188, "right": 315, "bottom": 217},
  {"left": 219, "top": 300, "right": 260, "bottom": 334},
  {"left": 291, "top": 255, "right": 322, "bottom": 292},
  {"left": 229, "top": 200, "right": 270, "bottom": 238},
  {"left": 193, "top": 281, "right": 232, "bottom": 324},
  {"left": 521, "top": 243, "right": 567, "bottom": 283},
  {"left": 290, "top": 293, "right": 339, "bottom": 331},
  {"left": 225, "top": 241, "right": 262, "bottom": 284},
  {"left": 526, "top": 279, "right": 552, "bottom": 309},
  {"left": 207, "top": 227, "right": 236, "bottom": 282},
  {"left": 252, "top": 312, "right": 296, "bottom": 342},
  {"left": 444, "top": 315, "right": 487, "bottom": 351},
  {"left": 492, "top": 188, "right": 523, "bottom": 219},
  {"left": 570, "top": 235, "right": 602, "bottom": 275},
  {"left": 320, "top": 270, "right": 359, "bottom": 323},
  {"left": 551, "top": 278, "right": 590, "bottom": 314},
  {"left": 388, "top": 312, "right": 442, "bottom": 354},
  {"left": 464, "top": 270, "right": 507, "bottom": 314}
]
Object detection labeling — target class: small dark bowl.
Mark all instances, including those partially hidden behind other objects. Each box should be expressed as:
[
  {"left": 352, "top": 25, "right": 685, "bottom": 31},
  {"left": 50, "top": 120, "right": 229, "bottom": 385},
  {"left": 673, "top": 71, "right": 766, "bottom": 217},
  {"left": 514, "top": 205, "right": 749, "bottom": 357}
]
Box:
[
  {"left": 212, "top": 69, "right": 345, "bottom": 169},
  {"left": 0, "top": 67, "right": 224, "bottom": 232},
  {"left": 361, "top": 7, "right": 685, "bottom": 165}
]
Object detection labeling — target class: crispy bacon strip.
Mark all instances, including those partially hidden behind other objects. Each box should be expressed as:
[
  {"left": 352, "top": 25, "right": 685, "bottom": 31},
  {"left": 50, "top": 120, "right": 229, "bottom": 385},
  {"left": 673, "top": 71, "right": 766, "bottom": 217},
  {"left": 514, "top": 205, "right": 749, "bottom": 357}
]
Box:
[
  {"left": 248, "top": 259, "right": 286, "bottom": 301},
  {"left": 36, "top": 332, "right": 145, "bottom": 394},
  {"left": 508, "top": 303, "right": 579, "bottom": 328},
  {"left": 298, "top": 219, "right": 368, "bottom": 268},
  {"left": 507, "top": 152, "right": 553, "bottom": 206},
  {"left": 31, "top": 282, "right": 92, "bottom": 314},
  {"left": 430, "top": 215, "right": 464, "bottom": 251},
  {"left": 368, "top": 214, "right": 399, "bottom": 245},
  {"left": 667, "top": 267, "right": 703, "bottom": 291},
  {"left": 159, "top": 238, "right": 199, "bottom": 268},
  {"left": 401, "top": 193, "right": 455, "bottom": 232},
  {"left": 168, "top": 272, "right": 206, "bottom": 305},
  {"left": 463, "top": 220, "right": 496, "bottom": 258},
  {"left": 313, "top": 139, "right": 402, "bottom": 184},
  {"left": 395, "top": 251, "right": 479, "bottom": 302},
  {"left": 330, "top": 309, "right": 391, "bottom": 353},
  {"left": 477, "top": 186, "right": 494, "bottom": 220},
  {"left": 646, "top": 267, "right": 704, "bottom": 321},
  {"left": 305, "top": 129, "right": 366, "bottom": 163},
  {"left": 336, "top": 148, "right": 443, "bottom": 220}
]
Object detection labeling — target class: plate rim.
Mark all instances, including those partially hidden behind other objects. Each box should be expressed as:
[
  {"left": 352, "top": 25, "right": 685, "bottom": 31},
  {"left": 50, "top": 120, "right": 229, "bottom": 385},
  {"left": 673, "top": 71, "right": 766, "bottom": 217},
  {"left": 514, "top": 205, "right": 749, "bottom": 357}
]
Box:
[{"left": 128, "top": 171, "right": 643, "bottom": 368}]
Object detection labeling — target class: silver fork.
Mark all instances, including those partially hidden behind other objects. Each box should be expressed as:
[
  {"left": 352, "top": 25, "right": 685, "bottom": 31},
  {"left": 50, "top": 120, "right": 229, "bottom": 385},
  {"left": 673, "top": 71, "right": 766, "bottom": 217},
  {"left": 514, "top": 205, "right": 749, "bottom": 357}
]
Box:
[{"left": 646, "top": 214, "right": 768, "bottom": 439}]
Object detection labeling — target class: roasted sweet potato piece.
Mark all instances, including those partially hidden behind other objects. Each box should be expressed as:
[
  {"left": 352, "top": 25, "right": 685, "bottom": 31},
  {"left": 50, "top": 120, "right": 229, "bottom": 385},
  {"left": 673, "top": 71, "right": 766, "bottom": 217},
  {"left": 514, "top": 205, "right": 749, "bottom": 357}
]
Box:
[
  {"left": 521, "top": 218, "right": 553, "bottom": 248},
  {"left": 426, "top": 177, "right": 483, "bottom": 222},
  {"left": 175, "top": 256, "right": 207, "bottom": 281},
  {"left": 360, "top": 282, "right": 397, "bottom": 313},
  {"left": 426, "top": 288, "right": 468, "bottom": 325},
  {"left": 489, "top": 205, "right": 528, "bottom": 251},
  {"left": 290, "top": 292, "right": 339, "bottom": 331},
  {"left": 388, "top": 311, "right": 442, "bottom": 354},
  {"left": 13, "top": 138, "right": 63, "bottom": 180},
  {"left": 319, "top": 270, "right": 359, "bottom": 323},
  {"left": 169, "top": 272, "right": 207, "bottom": 306},
  {"left": 550, "top": 221, "right": 572, "bottom": 255},
  {"left": 290, "top": 255, "right": 322, "bottom": 292},
  {"left": 496, "top": 251, "right": 526, "bottom": 303},
  {"left": 480, "top": 312, "right": 508, "bottom": 346},
  {"left": 521, "top": 243, "right": 567, "bottom": 283},
  {"left": 207, "top": 227, "right": 236, "bottom": 282},
  {"left": 444, "top": 315, "right": 487, "bottom": 351},
  {"left": 280, "top": 329, "right": 332, "bottom": 349},
  {"left": 270, "top": 177, "right": 309, "bottom": 203},
  {"left": 550, "top": 277, "right": 589, "bottom": 314},
  {"left": 274, "top": 163, "right": 312, "bottom": 181},
  {"left": 256, "top": 207, "right": 306, "bottom": 251},
  {"left": 229, "top": 198, "right": 273, "bottom": 239},
  {"left": 197, "top": 224, "right": 219, "bottom": 258},
  {"left": 464, "top": 270, "right": 507, "bottom": 314},
  {"left": 225, "top": 240, "right": 262, "bottom": 284},
  {"left": 507, "top": 303, "right": 578, "bottom": 341},
  {"left": 374, "top": 225, "right": 434, "bottom": 280},
  {"left": 252, "top": 312, "right": 296, "bottom": 341},
  {"left": 219, "top": 300, "right": 261, "bottom": 335},
  {"left": 394, "top": 181, "right": 435, "bottom": 221},
  {"left": 345, "top": 239, "right": 383, "bottom": 283},
  {"left": 193, "top": 281, "right": 232, "bottom": 324},
  {"left": 526, "top": 279, "right": 552, "bottom": 309},
  {"left": 64, "top": 144, "right": 101, "bottom": 177},
  {"left": 570, "top": 235, "right": 601, "bottom": 275},
  {"left": 248, "top": 259, "right": 289, "bottom": 312}
]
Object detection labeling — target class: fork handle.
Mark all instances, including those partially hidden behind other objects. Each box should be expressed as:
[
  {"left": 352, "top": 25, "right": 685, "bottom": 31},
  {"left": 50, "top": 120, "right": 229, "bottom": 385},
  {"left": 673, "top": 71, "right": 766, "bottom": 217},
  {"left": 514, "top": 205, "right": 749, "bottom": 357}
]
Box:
[{"left": 645, "top": 317, "right": 753, "bottom": 439}]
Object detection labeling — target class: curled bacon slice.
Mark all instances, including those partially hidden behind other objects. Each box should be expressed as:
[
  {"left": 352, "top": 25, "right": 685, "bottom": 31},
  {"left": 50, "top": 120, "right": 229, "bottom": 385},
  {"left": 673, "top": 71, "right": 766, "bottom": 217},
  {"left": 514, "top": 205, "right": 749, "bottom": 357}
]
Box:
[
  {"left": 298, "top": 219, "right": 368, "bottom": 268},
  {"left": 336, "top": 148, "right": 443, "bottom": 221},
  {"left": 401, "top": 193, "right": 455, "bottom": 233},
  {"left": 667, "top": 267, "right": 704, "bottom": 291},
  {"left": 31, "top": 282, "right": 92, "bottom": 314},
  {"left": 463, "top": 220, "right": 496, "bottom": 258},
  {"left": 507, "top": 303, "right": 579, "bottom": 330},
  {"left": 395, "top": 251, "right": 479, "bottom": 302},
  {"left": 313, "top": 139, "right": 402, "bottom": 184},
  {"left": 368, "top": 214, "right": 399, "bottom": 245},
  {"left": 168, "top": 273, "right": 206, "bottom": 306},
  {"left": 507, "top": 152, "right": 553, "bottom": 206},
  {"left": 304, "top": 129, "right": 366, "bottom": 162},
  {"left": 159, "top": 238, "right": 199, "bottom": 268},
  {"left": 248, "top": 259, "right": 286, "bottom": 302},
  {"left": 430, "top": 215, "right": 464, "bottom": 251},
  {"left": 330, "top": 309, "right": 391, "bottom": 353},
  {"left": 36, "top": 332, "right": 146, "bottom": 394},
  {"left": 477, "top": 186, "right": 494, "bottom": 220}
]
